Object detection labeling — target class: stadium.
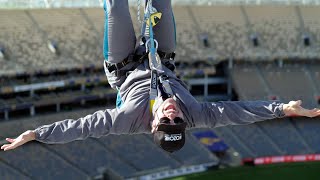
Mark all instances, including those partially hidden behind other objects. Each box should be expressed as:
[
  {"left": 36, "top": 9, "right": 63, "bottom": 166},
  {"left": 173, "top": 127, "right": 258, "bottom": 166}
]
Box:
[{"left": 1, "top": 0, "right": 320, "bottom": 179}]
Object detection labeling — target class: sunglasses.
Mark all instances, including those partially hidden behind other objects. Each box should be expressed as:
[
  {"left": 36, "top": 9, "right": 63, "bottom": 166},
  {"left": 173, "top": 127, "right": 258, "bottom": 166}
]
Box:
[{"left": 159, "top": 117, "right": 184, "bottom": 124}]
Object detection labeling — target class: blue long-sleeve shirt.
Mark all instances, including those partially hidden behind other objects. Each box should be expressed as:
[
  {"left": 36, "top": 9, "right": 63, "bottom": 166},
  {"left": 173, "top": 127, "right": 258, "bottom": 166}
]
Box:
[{"left": 34, "top": 61, "right": 285, "bottom": 143}]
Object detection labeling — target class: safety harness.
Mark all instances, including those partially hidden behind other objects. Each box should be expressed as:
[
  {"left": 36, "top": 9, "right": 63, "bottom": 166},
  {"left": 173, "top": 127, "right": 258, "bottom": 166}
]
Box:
[
  {"left": 105, "top": 0, "right": 175, "bottom": 113},
  {"left": 105, "top": 0, "right": 176, "bottom": 76},
  {"left": 142, "top": 0, "right": 175, "bottom": 113}
]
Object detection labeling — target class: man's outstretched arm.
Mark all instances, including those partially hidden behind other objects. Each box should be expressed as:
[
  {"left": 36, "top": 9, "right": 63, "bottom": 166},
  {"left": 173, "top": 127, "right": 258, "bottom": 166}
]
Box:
[
  {"left": 192, "top": 100, "right": 320, "bottom": 128},
  {"left": 1, "top": 108, "right": 116, "bottom": 151}
]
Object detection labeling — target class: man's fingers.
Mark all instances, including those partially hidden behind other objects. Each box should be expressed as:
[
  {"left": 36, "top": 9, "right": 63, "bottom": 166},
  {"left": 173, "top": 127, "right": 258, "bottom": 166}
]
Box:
[
  {"left": 3, "top": 145, "right": 15, "bottom": 151},
  {"left": 5, "top": 138, "right": 15, "bottom": 143},
  {"left": 312, "top": 109, "right": 320, "bottom": 117},
  {"left": 1, "top": 140, "right": 21, "bottom": 151},
  {"left": 1, "top": 144, "right": 13, "bottom": 151},
  {"left": 305, "top": 108, "right": 320, "bottom": 118},
  {"left": 297, "top": 100, "right": 302, "bottom": 105},
  {"left": 1, "top": 144, "right": 7, "bottom": 150}
]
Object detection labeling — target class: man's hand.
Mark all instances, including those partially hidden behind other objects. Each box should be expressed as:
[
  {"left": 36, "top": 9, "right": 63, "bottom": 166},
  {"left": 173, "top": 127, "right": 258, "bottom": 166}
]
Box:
[
  {"left": 283, "top": 100, "right": 320, "bottom": 118},
  {"left": 1, "top": 130, "right": 36, "bottom": 151}
]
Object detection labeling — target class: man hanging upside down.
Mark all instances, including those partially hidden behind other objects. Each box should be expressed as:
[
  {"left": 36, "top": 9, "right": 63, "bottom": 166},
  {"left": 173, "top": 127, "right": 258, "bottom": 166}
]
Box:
[{"left": 2, "top": 0, "right": 320, "bottom": 153}]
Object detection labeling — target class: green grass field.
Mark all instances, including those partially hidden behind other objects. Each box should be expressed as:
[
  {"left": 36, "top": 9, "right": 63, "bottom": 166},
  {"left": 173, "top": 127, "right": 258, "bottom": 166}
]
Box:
[{"left": 169, "top": 162, "right": 320, "bottom": 180}]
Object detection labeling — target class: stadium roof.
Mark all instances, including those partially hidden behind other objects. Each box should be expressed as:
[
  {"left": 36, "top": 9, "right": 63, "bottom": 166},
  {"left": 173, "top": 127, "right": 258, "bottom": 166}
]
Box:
[{"left": 0, "top": 0, "right": 319, "bottom": 9}]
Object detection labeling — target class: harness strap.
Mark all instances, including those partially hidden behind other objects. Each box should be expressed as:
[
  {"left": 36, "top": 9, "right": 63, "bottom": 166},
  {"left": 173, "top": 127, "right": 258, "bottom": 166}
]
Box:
[
  {"left": 143, "top": 0, "right": 175, "bottom": 114},
  {"left": 105, "top": 51, "right": 175, "bottom": 77}
]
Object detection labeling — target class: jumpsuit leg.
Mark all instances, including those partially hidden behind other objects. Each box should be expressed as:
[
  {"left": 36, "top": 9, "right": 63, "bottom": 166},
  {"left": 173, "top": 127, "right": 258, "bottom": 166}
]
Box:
[
  {"left": 152, "top": 0, "right": 176, "bottom": 53},
  {"left": 103, "top": 0, "right": 136, "bottom": 89}
]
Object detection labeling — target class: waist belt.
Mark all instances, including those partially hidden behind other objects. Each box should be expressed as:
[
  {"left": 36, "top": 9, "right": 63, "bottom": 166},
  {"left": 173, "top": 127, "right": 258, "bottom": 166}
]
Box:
[{"left": 106, "top": 51, "right": 175, "bottom": 76}]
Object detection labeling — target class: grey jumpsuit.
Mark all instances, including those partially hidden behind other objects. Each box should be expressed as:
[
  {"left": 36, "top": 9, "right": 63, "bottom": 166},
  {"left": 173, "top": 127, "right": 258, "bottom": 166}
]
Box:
[{"left": 34, "top": 0, "right": 286, "bottom": 144}]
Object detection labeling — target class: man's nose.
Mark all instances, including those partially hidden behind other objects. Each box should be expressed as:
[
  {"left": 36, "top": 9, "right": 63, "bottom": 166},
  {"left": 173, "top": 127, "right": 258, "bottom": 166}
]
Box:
[{"left": 166, "top": 113, "right": 177, "bottom": 122}]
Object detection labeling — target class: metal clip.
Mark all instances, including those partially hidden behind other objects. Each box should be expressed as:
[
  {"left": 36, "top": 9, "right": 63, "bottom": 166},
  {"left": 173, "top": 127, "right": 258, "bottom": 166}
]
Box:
[{"left": 145, "top": 39, "right": 158, "bottom": 53}]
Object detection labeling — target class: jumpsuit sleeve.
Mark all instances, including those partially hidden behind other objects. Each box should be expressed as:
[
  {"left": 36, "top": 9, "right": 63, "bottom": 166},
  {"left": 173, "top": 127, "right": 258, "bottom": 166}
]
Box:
[
  {"left": 33, "top": 108, "right": 116, "bottom": 144},
  {"left": 192, "top": 101, "right": 286, "bottom": 128}
]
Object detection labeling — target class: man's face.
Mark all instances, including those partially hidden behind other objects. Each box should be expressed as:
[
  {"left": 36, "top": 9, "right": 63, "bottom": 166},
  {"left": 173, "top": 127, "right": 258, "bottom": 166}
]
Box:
[{"left": 151, "top": 98, "right": 184, "bottom": 133}]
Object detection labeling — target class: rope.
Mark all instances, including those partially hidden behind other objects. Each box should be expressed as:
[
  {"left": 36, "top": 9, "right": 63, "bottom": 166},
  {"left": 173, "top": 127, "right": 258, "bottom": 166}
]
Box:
[{"left": 137, "top": 0, "right": 142, "bottom": 25}]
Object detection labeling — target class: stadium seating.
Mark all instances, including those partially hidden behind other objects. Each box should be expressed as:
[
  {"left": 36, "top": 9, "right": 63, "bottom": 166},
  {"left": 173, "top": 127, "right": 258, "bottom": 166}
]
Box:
[
  {"left": 169, "top": 133, "right": 219, "bottom": 165},
  {"left": 0, "top": 10, "right": 54, "bottom": 74},
  {"left": 258, "top": 118, "right": 313, "bottom": 155},
  {"left": 173, "top": 6, "right": 203, "bottom": 62},
  {"left": 47, "top": 138, "right": 137, "bottom": 178},
  {"left": 230, "top": 64, "right": 270, "bottom": 100},
  {"left": 29, "top": 9, "right": 102, "bottom": 68},
  {"left": 229, "top": 62, "right": 320, "bottom": 158},
  {"left": 259, "top": 63, "right": 318, "bottom": 108},
  {"left": 212, "top": 127, "right": 255, "bottom": 158},
  {"left": 308, "top": 64, "right": 320, "bottom": 96},
  {"left": 1, "top": 6, "right": 319, "bottom": 74},
  {"left": 229, "top": 123, "right": 283, "bottom": 157},
  {"left": 300, "top": 6, "right": 320, "bottom": 56},
  {"left": 81, "top": 8, "right": 104, "bottom": 37},
  {"left": 2, "top": 5, "right": 320, "bottom": 179},
  {"left": 0, "top": 142, "right": 89, "bottom": 179},
  {"left": 245, "top": 6, "right": 300, "bottom": 59},
  {"left": 0, "top": 160, "right": 32, "bottom": 180},
  {"left": 98, "top": 134, "right": 181, "bottom": 170},
  {"left": 190, "top": 6, "right": 249, "bottom": 59},
  {"left": 144, "top": 132, "right": 219, "bottom": 166},
  {"left": 291, "top": 117, "right": 320, "bottom": 153}
]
